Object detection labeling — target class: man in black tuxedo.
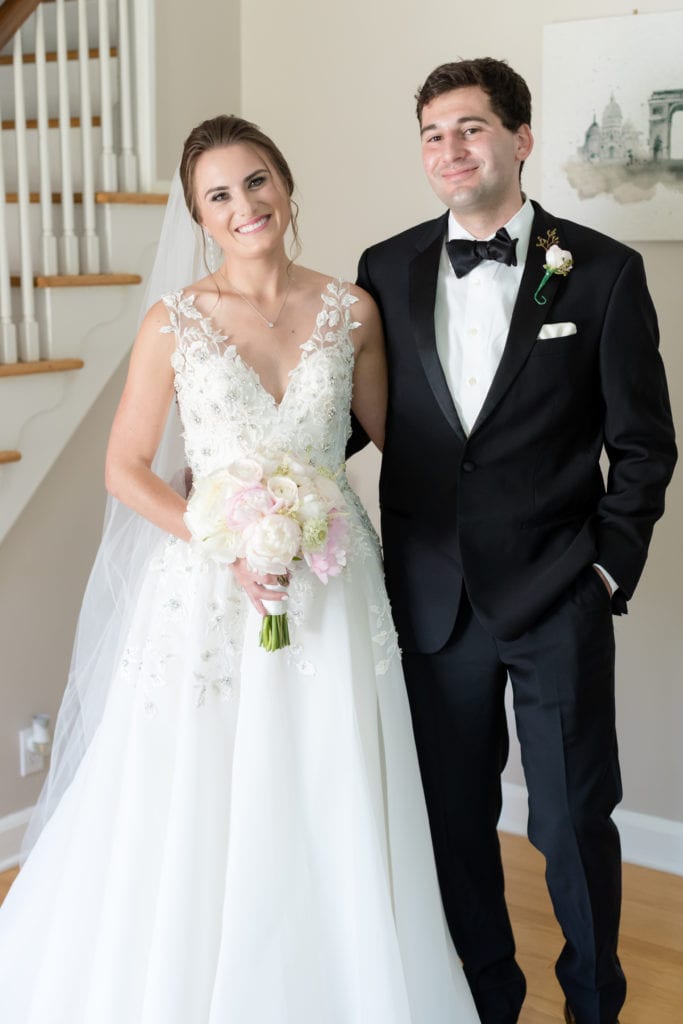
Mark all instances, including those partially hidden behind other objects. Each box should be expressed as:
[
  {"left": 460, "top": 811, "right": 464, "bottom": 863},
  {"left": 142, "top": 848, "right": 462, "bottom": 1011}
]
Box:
[{"left": 356, "top": 59, "right": 676, "bottom": 1024}]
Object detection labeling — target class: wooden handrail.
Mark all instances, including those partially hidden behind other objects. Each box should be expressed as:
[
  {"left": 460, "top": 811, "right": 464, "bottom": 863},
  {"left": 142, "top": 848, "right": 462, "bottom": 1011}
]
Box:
[{"left": 0, "top": 0, "right": 44, "bottom": 52}]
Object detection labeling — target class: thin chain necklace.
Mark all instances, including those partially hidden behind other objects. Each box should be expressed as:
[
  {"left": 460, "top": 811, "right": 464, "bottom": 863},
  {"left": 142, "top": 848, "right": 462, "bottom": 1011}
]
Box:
[{"left": 223, "top": 271, "right": 294, "bottom": 329}]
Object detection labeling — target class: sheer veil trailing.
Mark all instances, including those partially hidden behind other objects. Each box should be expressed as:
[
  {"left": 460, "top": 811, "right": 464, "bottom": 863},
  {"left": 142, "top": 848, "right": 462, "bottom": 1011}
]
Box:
[{"left": 21, "top": 172, "right": 204, "bottom": 857}]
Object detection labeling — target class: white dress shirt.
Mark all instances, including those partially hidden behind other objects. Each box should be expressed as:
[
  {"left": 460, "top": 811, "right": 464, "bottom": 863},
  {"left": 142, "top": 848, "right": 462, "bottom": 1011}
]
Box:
[
  {"left": 433, "top": 199, "right": 618, "bottom": 596},
  {"left": 434, "top": 199, "right": 534, "bottom": 436}
]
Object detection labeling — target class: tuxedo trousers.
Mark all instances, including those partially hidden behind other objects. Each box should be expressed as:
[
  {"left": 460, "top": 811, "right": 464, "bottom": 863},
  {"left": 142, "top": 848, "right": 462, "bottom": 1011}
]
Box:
[{"left": 402, "top": 566, "right": 626, "bottom": 1024}]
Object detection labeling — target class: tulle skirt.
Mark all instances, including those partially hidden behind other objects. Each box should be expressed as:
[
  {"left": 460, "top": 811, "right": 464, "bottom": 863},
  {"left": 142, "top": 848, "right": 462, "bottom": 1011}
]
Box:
[{"left": 0, "top": 533, "right": 479, "bottom": 1023}]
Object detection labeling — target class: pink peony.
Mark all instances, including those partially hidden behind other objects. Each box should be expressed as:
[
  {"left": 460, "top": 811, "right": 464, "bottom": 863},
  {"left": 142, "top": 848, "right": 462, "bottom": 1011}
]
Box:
[{"left": 224, "top": 485, "right": 275, "bottom": 532}]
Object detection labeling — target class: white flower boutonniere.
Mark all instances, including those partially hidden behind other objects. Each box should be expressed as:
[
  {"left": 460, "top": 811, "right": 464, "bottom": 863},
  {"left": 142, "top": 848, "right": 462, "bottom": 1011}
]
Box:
[{"left": 534, "top": 228, "right": 573, "bottom": 306}]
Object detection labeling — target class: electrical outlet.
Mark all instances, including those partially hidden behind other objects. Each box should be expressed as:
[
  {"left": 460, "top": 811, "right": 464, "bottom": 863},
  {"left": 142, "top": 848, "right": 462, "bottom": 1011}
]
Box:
[{"left": 19, "top": 727, "right": 45, "bottom": 777}]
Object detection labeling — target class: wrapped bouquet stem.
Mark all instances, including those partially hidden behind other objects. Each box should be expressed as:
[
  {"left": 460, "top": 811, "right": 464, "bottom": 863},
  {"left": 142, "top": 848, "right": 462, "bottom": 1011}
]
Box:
[
  {"left": 260, "top": 583, "right": 291, "bottom": 652},
  {"left": 184, "top": 450, "right": 349, "bottom": 652}
]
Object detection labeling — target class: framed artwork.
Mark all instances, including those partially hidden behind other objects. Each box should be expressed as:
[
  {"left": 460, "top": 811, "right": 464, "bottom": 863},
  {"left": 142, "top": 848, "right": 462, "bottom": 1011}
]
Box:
[{"left": 541, "top": 11, "right": 683, "bottom": 240}]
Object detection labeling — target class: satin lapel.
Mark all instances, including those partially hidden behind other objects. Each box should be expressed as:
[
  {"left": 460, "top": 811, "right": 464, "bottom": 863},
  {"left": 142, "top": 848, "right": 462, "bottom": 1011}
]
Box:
[
  {"left": 408, "top": 215, "right": 465, "bottom": 441},
  {"left": 471, "top": 204, "right": 563, "bottom": 435}
]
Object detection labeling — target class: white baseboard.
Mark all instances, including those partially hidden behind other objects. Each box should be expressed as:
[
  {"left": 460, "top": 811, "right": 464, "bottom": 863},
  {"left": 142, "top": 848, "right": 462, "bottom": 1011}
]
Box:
[
  {"left": 2, "top": 791, "right": 682, "bottom": 876},
  {"left": 500, "top": 781, "right": 683, "bottom": 876},
  {"left": 0, "top": 807, "right": 32, "bottom": 871}
]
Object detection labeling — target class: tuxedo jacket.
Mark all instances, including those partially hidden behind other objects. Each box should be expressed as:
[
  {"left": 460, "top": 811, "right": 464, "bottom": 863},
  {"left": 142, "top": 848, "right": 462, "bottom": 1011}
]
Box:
[{"left": 357, "top": 201, "right": 677, "bottom": 650}]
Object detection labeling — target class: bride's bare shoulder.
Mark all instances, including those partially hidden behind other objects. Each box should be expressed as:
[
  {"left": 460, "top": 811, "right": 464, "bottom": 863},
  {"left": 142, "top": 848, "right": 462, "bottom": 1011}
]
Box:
[
  {"left": 293, "top": 266, "right": 333, "bottom": 289},
  {"left": 294, "top": 267, "right": 358, "bottom": 301},
  {"left": 175, "top": 273, "right": 219, "bottom": 303}
]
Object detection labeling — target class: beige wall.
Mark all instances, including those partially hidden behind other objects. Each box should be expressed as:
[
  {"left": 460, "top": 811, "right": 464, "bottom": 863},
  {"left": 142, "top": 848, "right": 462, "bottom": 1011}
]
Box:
[
  {"left": 242, "top": 0, "right": 682, "bottom": 822},
  {"left": 154, "top": 0, "right": 241, "bottom": 181},
  {"left": 1, "top": 0, "right": 680, "bottom": 826},
  {"left": 0, "top": 364, "right": 127, "bottom": 813}
]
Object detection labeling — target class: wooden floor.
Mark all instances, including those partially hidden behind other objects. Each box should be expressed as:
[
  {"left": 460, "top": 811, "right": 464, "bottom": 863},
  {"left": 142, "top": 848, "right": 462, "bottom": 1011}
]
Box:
[
  {"left": 0, "top": 864, "right": 18, "bottom": 905},
  {"left": 0, "top": 833, "right": 681, "bottom": 1022},
  {"left": 498, "top": 833, "right": 683, "bottom": 1023}
]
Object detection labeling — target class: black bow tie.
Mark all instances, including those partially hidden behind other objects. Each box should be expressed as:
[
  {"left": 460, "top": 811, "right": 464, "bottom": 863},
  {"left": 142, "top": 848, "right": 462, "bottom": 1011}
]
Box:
[{"left": 446, "top": 227, "right": 518, "bottom": 278}]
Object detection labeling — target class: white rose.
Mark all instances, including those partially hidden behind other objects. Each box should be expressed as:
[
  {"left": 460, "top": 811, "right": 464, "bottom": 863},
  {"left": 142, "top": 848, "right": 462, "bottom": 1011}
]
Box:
[
  {"left": 244, "top": 514, "right": 302, "bottom": 574},
  {"left": 545, "top": 244, "right": 572, "bottom": 272},
  {"left": 268, "top": 475, "right": 299, "bottom": 509},
  {"left": 226, "top": 456, "right": 265, "bottom": 487}
]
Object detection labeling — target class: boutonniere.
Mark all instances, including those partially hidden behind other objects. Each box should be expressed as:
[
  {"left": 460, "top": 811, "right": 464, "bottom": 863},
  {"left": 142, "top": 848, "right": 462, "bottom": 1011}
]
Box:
[{"left": 534, "top": 228, "right": 573, "bottom": 306}]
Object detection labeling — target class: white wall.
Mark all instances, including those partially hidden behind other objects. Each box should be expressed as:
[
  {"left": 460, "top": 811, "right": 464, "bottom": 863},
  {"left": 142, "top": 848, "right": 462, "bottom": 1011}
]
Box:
[{"left": 242, "top": 0, "right": 682, "bottom": 826}]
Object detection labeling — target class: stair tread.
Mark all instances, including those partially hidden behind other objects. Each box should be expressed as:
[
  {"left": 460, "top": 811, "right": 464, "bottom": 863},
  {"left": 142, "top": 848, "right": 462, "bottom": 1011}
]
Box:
[
  {"left": 0, "top": 46, "right": 117, "bottom": 66},
  {"left": 94, "top": 191, "right": 169, "bottom": 205},
  {"left": 0, "top": 451, "right": 22, "bottom": 464},
  {"left": 10, "top": 273, "right": 142, "bottom": 287},
  {"left": 4, "top": 191, "right": 168, "bottom": 205},
  {"left": 2, "top": 115, "right": 101, "bottom": 130},
  {"left": 0, "top": 357, "right": 84, "bottom": 378}
]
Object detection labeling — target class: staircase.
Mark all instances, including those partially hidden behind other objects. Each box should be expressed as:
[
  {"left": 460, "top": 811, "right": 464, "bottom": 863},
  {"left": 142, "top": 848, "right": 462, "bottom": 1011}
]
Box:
[{"left": 0, "top": 0, "right": 166, "bottom": 543}]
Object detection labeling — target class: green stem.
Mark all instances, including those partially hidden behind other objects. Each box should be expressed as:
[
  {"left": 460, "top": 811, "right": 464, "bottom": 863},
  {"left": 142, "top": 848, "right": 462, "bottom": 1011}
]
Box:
[
  {"left": 259, "top": 612, "right": 291, "bottom": 652},
  {"left": 534, "top": 269, "right": 553, "bottom": 306}
]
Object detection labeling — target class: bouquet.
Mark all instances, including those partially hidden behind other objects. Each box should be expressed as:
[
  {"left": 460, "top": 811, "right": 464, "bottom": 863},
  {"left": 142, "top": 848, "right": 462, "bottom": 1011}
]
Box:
[{"left": 184, "top": 450, "right": 349, "bottom": 651}]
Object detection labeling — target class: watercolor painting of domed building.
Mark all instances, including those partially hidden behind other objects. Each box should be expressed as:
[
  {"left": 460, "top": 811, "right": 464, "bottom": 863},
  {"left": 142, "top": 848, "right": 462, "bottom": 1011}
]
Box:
[{"left": 542, "top": 12, "right": 683, "bottom": 240}]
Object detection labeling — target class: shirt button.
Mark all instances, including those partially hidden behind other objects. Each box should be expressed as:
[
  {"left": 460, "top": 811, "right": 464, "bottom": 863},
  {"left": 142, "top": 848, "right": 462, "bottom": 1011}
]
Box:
[
  {"left": 462, "top": 460, "right": 475, "bottom": 472},
  {"left": 468, "top": 327, "right": 479, "bottom": 337},
  {"left": 467, "top": 377, "right": 477, "bottom": 386}
]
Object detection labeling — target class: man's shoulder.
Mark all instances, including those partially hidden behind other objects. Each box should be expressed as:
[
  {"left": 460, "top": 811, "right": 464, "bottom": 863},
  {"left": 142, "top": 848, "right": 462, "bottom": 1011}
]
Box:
[
  {"left": 531, "top": 201, "right": 638, "bottom": 263},
  {"left": 361, "top": 213, "right": 447, "bottom": 260}
]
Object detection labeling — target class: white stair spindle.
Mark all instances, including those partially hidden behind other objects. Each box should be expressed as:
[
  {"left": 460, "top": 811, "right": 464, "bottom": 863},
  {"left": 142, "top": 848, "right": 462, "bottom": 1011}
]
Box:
[
  {"left": 117, "top": 0, "right": 138, "bottom": 190},
  {"left": 77, "top": 0, "right": 100, "bottom": 272},
  {"left": 132, "top": 0, "right": 155, "bottom": 191},
  {"left": 0, "top": 114, "right": 19, "bottom": 364},
  {"left": 35, "top": 4, "right": 58, "bottom": 276},
  {"left": 98, "top": 0, "right": 117, "bottom": 190},
  {"left": 13, "top": 32, "right": 40, "bottom": 361},
  {"left": 56, "top": 0, "right": 79, "bottom": 274}
]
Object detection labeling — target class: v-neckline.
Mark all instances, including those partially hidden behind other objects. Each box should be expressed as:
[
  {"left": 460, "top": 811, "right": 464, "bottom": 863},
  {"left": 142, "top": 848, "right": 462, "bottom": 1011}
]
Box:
[{"left": 183, "top": 290, "right": 328, "bottom": 410}]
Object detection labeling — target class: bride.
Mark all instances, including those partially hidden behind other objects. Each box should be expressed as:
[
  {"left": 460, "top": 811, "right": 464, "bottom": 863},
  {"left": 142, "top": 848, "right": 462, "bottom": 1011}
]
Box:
[{"left": 0, "top": 114, "right": 480, "bottom": 1023}]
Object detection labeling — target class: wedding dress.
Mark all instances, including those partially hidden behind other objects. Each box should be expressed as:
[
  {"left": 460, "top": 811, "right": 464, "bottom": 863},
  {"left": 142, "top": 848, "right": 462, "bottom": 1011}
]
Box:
[{"left": 0, "top": 281, "right": 479, "bottom": 1023}]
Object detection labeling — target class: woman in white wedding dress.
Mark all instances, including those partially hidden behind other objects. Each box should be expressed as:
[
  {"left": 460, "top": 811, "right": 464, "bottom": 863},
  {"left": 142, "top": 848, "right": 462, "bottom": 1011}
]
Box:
[{"left": 0, "top": 115, "right": 479, "bottom": 1024}]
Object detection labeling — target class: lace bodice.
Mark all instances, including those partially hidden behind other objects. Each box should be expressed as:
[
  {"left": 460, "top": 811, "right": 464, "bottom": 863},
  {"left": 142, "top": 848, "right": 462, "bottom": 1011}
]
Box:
[{"left": 162, "top": 281, "right": 359, "bottom": 480}]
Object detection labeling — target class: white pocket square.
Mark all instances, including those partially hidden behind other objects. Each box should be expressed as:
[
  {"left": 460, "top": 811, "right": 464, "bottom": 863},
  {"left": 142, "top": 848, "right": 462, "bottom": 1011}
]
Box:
[{"left": 536, "top": 322, "right": 577, "bottom": 340}]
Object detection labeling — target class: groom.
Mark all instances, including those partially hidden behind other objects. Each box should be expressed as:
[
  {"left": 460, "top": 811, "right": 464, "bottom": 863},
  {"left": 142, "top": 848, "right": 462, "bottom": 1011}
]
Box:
[{"left": 356, "top": 59, "right": 676, "bottom": 1024}]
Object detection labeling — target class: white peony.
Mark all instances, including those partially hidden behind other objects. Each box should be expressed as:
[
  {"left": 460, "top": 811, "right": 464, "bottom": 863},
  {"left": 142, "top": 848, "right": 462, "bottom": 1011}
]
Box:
[
  {"left": 184, "top": 468, "right": 238, "bottom": 540},
  {"left": 281, "top": 453, "right": 316, "bottom": 481},
  {"left": 296, "top": 491, "right": 328, "bottom": 523},
  {"left": 312, "top": 474, "right": 346, "bottom": 511},
  {"left": 196, "top": 527, "right": 243, "bottom": 564},
  {"left": 244, "top": 515, "right": 302, "bottom": 574}
]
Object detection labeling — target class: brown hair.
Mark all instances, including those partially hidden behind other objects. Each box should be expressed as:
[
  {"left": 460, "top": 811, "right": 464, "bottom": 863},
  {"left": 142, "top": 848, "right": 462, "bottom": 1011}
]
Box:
[
  {"left": 179, "top": 114, "right": 300, "bottom": 250},
  {"left": 415, "top": 58, "right": 532, "bottom": 131}
]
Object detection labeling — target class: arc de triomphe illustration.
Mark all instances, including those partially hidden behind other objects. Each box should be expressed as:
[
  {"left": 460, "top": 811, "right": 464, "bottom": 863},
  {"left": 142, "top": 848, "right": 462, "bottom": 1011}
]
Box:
[{"left": 648, "top": 89, "right": 683, "bottom": 160}]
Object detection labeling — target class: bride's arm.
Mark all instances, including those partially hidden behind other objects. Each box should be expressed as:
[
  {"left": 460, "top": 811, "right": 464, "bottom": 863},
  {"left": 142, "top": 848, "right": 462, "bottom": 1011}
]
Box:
[
  {"left": 349, "top": 287, "right": 387, "bottom": 452},
  {"left": 105, "top": 301, "right": 191, "bottom": 542}
]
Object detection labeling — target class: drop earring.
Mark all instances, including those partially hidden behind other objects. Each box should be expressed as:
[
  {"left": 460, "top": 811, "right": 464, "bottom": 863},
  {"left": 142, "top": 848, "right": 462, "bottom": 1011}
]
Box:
[{"left": 204, "top": 232, "right": 222, "bottom": 273}]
